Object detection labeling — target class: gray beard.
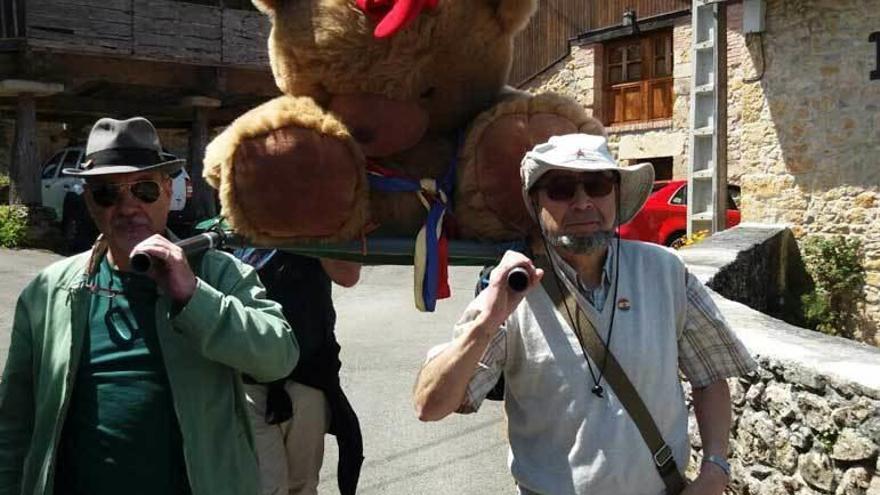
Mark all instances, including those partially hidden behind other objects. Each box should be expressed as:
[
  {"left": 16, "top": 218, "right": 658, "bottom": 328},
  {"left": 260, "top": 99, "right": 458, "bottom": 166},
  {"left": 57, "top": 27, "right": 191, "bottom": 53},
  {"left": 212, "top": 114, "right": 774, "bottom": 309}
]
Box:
[{"left": 545, "top": 230, "right": 615, "bottom": 254}]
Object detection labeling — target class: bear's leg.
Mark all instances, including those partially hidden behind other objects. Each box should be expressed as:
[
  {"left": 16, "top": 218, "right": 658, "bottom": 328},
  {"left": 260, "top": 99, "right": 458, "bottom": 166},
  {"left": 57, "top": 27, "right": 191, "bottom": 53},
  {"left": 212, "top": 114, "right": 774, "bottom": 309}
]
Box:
[
  {"left": 204, "top": 96, "right": 369, "bottom": 245},
  {"left": 456, "top": 92, "right": 605, "bottom": 241}
]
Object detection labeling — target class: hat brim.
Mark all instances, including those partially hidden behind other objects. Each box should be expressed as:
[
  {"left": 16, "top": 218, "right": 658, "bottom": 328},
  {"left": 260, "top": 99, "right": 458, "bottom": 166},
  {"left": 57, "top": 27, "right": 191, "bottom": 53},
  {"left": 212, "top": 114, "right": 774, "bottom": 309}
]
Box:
[
  {"left": 62, "top": 158, "right": 185, "bottom": 178},
  {"left": 522, "top": 160, "right": 655, "bottom": 225}
]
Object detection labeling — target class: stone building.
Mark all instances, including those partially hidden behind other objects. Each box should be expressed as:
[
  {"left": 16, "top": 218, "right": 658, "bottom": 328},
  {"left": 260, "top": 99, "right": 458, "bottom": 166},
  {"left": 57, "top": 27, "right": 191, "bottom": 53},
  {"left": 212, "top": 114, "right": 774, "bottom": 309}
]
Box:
[{"left": 522, "top": 0, "right": 880, "bottom": 344}]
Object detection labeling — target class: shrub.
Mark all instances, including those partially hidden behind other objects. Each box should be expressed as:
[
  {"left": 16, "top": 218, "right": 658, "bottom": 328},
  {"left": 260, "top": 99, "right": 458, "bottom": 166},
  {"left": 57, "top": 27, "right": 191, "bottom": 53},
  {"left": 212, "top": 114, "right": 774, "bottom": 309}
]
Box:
[
  {"left": 799, "top": 235, "right": 866, "bottom": 338},
  {"left": 0, "top": 205, "right": 28, "bottom": 248}
]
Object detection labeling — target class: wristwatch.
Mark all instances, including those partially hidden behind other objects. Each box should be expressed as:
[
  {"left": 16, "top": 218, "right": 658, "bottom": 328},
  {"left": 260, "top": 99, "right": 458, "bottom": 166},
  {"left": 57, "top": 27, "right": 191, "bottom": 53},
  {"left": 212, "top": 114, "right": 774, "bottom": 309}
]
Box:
[{"left": 702, "top": 454, "right": 731, "bottom": 477}]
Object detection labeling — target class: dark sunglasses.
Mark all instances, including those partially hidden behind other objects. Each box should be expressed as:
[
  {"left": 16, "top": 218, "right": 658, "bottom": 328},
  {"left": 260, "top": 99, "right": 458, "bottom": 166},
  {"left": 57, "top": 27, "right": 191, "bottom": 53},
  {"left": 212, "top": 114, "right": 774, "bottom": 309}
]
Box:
[
  {"left": 88, "top": 180, "right": 162, "bottom": 208},
  {"left": 539, "top": 172, "right": 618, "bottom": 202}
]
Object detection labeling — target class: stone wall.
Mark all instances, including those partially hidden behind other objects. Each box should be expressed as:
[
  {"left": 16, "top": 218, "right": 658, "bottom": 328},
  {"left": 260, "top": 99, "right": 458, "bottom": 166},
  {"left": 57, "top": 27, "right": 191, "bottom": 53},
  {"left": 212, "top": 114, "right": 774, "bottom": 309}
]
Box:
[
  {"left": 681, "top": 226, "right": 880, "bottom": 494},
  {"left": 729, "top": 0, "right": 880, "bottom": 344},
  {"left": 521, "top": 44, "right": 601, "bottom": 119},
  {"left": 679, "top": 224, "right": 811, "bottom": 326},
  {"left": 721, "top": 356, "right": 880, "bottom": 495}
]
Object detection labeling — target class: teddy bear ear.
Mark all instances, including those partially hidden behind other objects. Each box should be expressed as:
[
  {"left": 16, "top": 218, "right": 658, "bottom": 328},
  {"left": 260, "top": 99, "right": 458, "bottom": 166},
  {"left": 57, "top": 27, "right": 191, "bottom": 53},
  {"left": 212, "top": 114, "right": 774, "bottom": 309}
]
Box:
[{"left": 488, "top": 0, "right": 538, "bottom": 33}]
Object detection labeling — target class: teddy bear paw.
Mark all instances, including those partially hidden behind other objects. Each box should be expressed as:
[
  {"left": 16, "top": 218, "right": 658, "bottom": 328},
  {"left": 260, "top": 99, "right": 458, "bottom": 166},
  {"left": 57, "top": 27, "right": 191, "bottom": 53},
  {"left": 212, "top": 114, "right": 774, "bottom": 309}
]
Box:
[
  {"left": 204, "top": 96, "right": 369, "bottom": 244},
  {"left": 456, "top": 92, "right": 605, "bottom": 240}
]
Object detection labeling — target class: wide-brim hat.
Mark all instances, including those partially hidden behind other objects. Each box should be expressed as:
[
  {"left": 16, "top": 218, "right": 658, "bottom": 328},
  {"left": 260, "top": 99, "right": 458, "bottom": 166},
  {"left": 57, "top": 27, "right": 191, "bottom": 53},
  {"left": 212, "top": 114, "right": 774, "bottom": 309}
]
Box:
[
  {"left": 520, "top": 133, "right": 654, "bottom": 225},
  {"left": 63, "top": 117, "right": 185, "bottom": 177}
]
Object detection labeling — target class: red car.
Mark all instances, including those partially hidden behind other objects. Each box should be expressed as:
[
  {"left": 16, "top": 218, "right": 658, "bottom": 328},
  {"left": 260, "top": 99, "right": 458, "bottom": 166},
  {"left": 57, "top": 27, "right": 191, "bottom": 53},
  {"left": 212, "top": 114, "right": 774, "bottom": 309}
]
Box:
[{"left": 618, "top": 180, "right": 741, "bottom": 246}]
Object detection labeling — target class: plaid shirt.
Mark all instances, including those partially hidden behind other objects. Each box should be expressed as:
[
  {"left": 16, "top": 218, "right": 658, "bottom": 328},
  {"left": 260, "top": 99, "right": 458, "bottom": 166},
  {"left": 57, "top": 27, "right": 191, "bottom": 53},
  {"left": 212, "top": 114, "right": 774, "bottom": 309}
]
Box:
[
  {"left": 431, "top": 253, "right": 756, "bottom": 414},
  {"left": 554, "top": 246, "right": 614, "bottom": 312}
]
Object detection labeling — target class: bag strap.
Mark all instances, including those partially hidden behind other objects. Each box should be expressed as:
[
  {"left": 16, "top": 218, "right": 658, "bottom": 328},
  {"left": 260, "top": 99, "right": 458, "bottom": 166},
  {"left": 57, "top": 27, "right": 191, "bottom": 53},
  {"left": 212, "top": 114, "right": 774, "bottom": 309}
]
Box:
[{"left": 534, "top": 255, "right": 687, "bottom": 494}]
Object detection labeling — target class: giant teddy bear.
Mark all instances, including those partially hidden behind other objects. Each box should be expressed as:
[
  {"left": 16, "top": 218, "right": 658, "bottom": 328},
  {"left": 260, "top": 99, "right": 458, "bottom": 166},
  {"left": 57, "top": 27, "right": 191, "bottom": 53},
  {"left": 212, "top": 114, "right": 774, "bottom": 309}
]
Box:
[{"left": 203, "top": 0, "right": 605, "bottom": 247}]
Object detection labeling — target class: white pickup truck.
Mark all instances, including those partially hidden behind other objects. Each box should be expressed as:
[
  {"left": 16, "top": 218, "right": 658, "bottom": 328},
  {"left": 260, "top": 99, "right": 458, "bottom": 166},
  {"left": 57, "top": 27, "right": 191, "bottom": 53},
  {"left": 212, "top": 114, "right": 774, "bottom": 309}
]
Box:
[{"left": 40, "top": 146, "right": 192, "bottom": 251}]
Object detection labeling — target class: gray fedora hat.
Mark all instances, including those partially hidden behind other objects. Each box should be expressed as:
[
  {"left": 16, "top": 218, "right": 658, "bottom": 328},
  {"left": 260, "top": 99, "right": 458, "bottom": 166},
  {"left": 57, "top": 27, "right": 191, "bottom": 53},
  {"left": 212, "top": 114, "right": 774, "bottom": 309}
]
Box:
[{"left": 63, "top": 117, "right": 185, "bottom": 177}]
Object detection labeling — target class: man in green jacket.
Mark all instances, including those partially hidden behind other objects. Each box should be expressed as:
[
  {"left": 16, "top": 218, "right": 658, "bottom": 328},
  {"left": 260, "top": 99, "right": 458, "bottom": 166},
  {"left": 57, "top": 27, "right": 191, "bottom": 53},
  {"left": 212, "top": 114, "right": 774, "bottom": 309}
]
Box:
[{"left": 0, "top": 117, "right": 299, "bottom": 495}]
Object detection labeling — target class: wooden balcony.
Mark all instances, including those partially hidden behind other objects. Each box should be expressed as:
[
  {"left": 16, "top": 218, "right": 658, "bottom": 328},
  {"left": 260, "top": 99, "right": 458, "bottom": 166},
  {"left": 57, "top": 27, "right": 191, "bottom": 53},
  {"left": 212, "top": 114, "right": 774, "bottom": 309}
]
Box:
[{"left": 1, "top": 0, "right": 269, "bottom": 69}]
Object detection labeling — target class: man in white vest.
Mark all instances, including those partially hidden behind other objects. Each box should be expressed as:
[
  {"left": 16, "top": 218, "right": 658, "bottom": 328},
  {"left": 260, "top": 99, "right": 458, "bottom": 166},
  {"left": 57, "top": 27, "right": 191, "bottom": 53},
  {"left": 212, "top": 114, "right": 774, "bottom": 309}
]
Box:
[{"left": 413, "top": 133, "right": 756, "bottom": 495}]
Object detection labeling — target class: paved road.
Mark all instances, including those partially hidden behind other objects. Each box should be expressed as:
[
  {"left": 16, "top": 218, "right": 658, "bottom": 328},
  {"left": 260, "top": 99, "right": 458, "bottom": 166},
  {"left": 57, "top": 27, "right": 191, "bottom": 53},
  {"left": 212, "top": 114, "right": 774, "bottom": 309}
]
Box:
[
  {"left": 321, "top": 265, "right": 512, "bottom": 494},
  {"left": 0, "top": 250, "right": 513, "bottom": 494},
  {"left": 0, "top": 248, "right": 65, "bottom": 370}
]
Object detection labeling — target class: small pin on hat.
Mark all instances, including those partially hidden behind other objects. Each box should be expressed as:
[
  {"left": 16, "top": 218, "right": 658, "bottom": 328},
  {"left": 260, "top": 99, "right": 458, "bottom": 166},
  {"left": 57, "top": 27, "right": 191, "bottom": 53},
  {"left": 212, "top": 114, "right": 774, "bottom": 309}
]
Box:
[{"left": 617, "top": 298, "right": 631, "bottom": 311}]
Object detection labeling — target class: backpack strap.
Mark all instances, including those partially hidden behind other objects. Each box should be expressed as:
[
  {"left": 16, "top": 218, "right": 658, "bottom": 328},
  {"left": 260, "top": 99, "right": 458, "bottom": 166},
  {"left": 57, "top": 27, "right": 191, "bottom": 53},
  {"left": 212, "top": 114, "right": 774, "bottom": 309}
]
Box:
[{"left": 534, "top": 255, "right": 687, "bottom": 495}]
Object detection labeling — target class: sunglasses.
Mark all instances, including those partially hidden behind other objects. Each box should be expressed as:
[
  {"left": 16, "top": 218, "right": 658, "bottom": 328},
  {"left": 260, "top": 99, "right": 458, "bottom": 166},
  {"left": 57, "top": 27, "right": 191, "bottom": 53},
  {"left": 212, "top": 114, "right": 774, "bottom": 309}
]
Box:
[
  {"left": 538, "top": 172, "right": 618, "bottom": 202},
  {"left": 87, "top": 180, "right": 163, "bottom": 208}
]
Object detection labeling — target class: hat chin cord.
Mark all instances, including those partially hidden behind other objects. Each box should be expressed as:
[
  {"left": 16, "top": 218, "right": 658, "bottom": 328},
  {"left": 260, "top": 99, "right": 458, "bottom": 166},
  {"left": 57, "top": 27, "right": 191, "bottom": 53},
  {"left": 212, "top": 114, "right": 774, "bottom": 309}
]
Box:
[{"left": 533, "top": 189, "right": 622, "bottom": 399}]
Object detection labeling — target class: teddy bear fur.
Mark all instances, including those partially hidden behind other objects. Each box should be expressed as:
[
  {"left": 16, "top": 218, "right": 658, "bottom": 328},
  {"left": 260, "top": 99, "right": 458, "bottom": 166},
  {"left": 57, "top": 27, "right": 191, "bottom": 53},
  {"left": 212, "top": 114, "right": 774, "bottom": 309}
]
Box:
[{"left": 204, "top": 0, "right": 604, "bottom": 246}]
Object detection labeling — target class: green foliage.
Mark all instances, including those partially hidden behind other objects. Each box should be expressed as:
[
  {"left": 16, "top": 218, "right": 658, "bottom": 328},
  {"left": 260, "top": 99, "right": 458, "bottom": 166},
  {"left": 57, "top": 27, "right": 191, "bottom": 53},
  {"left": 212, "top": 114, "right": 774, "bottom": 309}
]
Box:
[
  {"left": 0, "top": 173, "right": 9, "bottom": 188},
  {"left": 816, "top": 429, "right": 838, "bottom": 453},
  {"left": 800, "top": 236, "right": 865, "bottom": 338},
  {"left": 0, "top": 205, "right": 28, "bottom": 248}
]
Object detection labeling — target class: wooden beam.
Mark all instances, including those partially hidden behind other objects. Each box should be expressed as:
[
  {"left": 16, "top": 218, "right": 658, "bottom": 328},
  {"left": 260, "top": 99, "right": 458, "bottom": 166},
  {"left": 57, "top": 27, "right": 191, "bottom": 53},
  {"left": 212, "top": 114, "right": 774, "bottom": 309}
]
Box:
[
  {"left": 0, "top": 78, "right": 63, "bottom": 97},
  {"left": 181, "top": 96, "right": 221, "bottom": 108},
  {"left": 10, "top": 94, "right": 39, "bottom": 205},
  {"left": 0, "top": 94, "right": 189, "bottom": 120},
  {"left": 188, "top": 105, "right": 217, "bottom": 219},
  {"left": 13, "top": 51, "right": 277, "bottom": 96}
]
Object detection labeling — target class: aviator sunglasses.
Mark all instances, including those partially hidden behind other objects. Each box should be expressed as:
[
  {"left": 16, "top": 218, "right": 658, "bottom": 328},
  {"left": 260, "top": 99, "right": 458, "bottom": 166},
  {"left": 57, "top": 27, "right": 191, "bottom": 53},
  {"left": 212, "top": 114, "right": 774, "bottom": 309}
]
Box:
[
  {"left": 538, "top": 171, "right": 618, "bottom": 202},
  {"left": 87, "top": 180, "right": 163, "bottom": 208}
]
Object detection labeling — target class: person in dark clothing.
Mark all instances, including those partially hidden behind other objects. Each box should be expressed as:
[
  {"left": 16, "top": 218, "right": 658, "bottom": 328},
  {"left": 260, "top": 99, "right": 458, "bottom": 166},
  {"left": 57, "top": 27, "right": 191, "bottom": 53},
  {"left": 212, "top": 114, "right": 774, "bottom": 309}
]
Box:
[{"left": 236, "top": 249, "right": 362, "bottom": 495}]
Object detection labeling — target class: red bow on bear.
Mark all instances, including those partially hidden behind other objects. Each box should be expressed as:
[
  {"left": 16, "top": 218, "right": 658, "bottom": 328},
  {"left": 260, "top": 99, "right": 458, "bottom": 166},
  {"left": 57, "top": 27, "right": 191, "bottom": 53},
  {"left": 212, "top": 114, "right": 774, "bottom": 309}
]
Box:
[{"left": 355, "top": 0, "right": 439, "bottom": 38}]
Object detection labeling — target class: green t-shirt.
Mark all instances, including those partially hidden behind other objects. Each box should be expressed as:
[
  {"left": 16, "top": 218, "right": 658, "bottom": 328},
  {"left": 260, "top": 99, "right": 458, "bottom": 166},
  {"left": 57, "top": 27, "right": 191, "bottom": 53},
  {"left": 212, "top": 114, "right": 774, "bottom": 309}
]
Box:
[{"left": 56, "top": 258, "right": 190, "bottom": 495}]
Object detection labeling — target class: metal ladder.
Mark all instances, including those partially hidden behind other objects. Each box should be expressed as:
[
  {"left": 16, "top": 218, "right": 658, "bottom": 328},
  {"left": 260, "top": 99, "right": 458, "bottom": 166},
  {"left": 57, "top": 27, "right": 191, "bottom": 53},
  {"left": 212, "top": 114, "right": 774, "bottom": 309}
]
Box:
[{"left": 687, "top": 0, "right": 728, "bottom": 236}]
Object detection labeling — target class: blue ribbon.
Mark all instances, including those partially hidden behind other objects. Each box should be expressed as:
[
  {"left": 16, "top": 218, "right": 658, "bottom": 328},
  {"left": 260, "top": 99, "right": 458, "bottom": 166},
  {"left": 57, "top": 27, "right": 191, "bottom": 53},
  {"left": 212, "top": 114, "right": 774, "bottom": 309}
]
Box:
[
  {"left": 422, "top": 201, "right": 445, "bottom": 311},
  {"left": 367, "top": 174, "right": 422, "bottom": 193},
  {"left": 364, "top": 133, "right": 461, "bottom": 311}
]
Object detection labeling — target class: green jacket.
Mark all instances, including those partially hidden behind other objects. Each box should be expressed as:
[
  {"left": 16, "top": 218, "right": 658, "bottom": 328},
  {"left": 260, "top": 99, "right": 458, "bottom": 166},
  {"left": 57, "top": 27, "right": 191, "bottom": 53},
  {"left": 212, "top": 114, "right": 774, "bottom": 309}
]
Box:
[{"left": 0, "top": 245, "right": 299, "bottom": 495}]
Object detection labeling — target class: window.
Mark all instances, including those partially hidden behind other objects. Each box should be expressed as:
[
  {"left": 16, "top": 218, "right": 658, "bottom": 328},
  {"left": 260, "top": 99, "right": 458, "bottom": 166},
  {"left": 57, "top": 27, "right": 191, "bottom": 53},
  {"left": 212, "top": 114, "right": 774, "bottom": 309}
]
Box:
[
  {"left": 670, "top": 184, "right": 687, "bottom": 205},
  {"left": 41, "top": 151, "right": 66, "bottom": 180},
  {"left": 668, "top": 184, "right": 739, "bottom": 211},
  {"left": 727, "top": 185, "right": 740, "bottom": 210},
  {"left": 605, "top": 30, "right": 673, "bottom": 125},
  {"left": 61, "top": 150, "right": 82, "bottom": 170}
]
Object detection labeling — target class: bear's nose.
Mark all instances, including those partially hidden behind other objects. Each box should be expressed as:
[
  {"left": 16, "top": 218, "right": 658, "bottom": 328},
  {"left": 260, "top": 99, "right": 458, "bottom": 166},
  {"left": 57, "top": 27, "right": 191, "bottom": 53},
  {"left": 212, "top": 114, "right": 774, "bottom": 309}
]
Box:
[
  {"left": 419, "top": 87, "right": 436, "bottom": 99},
  {"left": 329, "top": 93, "right": 428, "bottom": 157}
]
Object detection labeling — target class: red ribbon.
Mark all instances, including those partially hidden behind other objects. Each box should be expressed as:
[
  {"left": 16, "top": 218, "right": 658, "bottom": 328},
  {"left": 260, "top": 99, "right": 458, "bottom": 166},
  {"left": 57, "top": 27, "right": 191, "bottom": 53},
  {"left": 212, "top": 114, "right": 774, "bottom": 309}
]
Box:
[
  {"left": 355, "top": 0, "right": 439, "bottom": 38},
  {"left": 436, "top": 234, "right": 450, "bottom": 299}
]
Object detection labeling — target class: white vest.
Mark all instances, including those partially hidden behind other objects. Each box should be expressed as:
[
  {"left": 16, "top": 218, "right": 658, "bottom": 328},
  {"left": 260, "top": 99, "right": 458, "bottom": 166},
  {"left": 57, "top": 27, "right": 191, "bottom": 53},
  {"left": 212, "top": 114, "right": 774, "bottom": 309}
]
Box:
[{"left": 504, "top": 241, "right": 689, "bottom": 495}]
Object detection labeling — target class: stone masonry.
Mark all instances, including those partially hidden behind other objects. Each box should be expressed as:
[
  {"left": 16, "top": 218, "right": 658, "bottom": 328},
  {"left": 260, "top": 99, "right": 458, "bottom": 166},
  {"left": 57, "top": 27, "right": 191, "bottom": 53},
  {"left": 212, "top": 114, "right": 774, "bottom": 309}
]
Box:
[
  {"left": 524, "top": 0, "right": 880, "bottom": 345},
  {"left": 681, "top": 225, "right": 880, "bottom": 495},
  {"left": 681, "top": 358, "right": 880, "bottom": 495},
  {"left": 727, "top": 0, "right": 880, "bottom": 345}
]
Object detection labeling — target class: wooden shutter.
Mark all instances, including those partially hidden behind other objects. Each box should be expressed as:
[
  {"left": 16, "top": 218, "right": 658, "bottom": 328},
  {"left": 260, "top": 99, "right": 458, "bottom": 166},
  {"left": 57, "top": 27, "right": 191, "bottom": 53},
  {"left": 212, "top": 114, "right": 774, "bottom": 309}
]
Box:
[{"left": 604, "top": 29, "right": 674, "bottom": 125}]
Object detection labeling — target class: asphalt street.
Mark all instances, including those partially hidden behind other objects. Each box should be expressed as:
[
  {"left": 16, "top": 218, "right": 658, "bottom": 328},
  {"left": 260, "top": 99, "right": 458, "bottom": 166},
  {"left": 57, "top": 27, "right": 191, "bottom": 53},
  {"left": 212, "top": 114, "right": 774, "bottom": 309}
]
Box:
[
  {"left": 0, "top": 248, "right": 66, "bottom": 370},
  {"left": 0, "top": 249, "right": 513, "bottom": 494}
]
